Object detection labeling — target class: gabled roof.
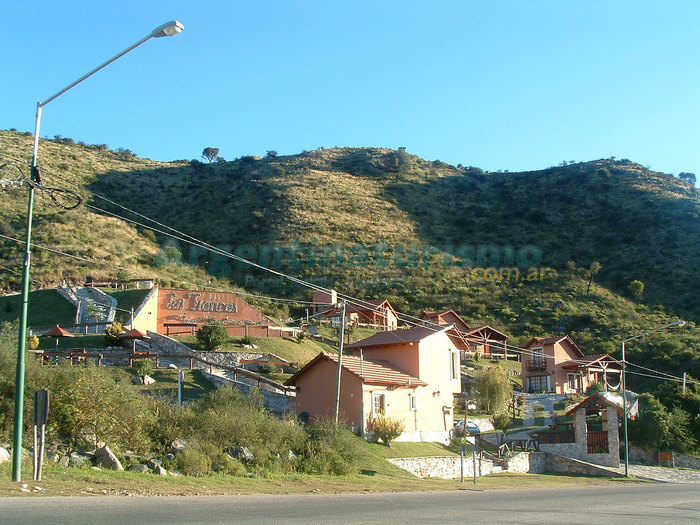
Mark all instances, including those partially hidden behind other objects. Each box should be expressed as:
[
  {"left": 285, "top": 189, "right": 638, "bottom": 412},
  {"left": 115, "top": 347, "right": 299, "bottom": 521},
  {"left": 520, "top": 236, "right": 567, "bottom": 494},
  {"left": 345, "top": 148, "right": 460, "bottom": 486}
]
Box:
[
  {"left": 463, "top": 325, "right": 509, "bottom": 341},
  {"left": 524, "top": 334, "right": 584, "bottom": 356},
  {"left": 565, "top": 392, "right": 625, "bottom": 416},
  {"left": 325, "top": 299, "right": 396, "bottom": 317},
  {"left": 420, "top": 309, "right": 471, "bottom": 330},
  {"left": 284, "top": 352, "right": 426, "bottom": 387},
  {"left": 345, "top": 324, "right": 451, "bottom": 350},
  {"left": 561, "top": 354, "right": 622, "bottom": 370}
]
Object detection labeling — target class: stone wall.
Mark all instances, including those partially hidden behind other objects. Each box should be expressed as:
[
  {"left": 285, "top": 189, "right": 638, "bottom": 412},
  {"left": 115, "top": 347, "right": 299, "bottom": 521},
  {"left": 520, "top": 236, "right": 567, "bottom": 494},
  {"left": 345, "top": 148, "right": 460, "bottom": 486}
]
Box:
[
  {"left": 388, "top": 455, "right": 493, "bottom": 479},
  {"left": 504, "top": 452, "right": 619, "bottom": 477},
  {"left": 675, "top": 453, "right": 700, "bottom": 470}
]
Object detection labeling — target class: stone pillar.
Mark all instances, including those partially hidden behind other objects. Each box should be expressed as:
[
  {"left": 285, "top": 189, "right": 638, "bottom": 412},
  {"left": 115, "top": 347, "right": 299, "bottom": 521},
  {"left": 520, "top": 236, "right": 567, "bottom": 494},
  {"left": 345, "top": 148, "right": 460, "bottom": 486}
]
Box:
[{"left": 606, "top": 407, "right": 620, "bottom": 467}]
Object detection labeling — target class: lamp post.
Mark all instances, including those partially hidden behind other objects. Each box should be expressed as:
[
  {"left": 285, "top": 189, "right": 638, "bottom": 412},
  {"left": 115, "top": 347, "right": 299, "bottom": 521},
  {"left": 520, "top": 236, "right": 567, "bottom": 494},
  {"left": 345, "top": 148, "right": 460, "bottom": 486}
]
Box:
[
  {"left": 620, "top": 319, "right": 685, "bottom": 477},
  {"left": 12, "top": 20, "right": 184, "bottom": 482}
]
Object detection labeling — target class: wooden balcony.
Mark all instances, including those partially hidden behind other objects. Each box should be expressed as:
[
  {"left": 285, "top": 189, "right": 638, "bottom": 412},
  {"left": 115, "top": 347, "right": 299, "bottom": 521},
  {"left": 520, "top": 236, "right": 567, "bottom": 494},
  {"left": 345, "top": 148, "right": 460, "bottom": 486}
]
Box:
[{"left": 526, "top": 359, "right": 547, "bottom": 371}]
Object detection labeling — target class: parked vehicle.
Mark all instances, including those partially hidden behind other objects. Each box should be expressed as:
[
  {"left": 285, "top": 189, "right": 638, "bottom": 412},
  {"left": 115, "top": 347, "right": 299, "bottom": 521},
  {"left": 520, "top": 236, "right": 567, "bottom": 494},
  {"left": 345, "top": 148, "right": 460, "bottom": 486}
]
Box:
[{"left": 453, "top": 419, "right": 481, "bottom": 436}]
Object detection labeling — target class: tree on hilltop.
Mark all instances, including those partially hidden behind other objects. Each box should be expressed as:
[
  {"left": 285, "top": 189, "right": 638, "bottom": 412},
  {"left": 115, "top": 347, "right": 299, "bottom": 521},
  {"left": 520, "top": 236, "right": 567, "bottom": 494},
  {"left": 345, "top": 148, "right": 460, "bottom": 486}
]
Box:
[{"left": 202, "top": 147, "right": 220, "bottom": 163}]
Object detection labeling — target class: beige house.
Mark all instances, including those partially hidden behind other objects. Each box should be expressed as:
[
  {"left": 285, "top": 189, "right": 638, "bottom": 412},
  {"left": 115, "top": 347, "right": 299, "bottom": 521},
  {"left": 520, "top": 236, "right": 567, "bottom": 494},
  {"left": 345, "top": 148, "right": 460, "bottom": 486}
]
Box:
[
  {"left": 285, "top": 325, "right": 461, "bottom": 442},
  {"left": 522, "top": 335, "right": 622, "bottom": 394}
]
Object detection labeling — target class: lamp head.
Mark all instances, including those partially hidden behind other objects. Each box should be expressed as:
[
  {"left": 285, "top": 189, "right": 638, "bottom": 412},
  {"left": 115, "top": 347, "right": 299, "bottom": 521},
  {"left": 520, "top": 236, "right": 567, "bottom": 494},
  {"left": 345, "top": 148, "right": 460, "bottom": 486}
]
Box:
[
  {"left": 670, "top": 320, "right": 686, "bottom": 327},
  {"left": 152, "top": 20, "right": 185, "bottom": 38}
]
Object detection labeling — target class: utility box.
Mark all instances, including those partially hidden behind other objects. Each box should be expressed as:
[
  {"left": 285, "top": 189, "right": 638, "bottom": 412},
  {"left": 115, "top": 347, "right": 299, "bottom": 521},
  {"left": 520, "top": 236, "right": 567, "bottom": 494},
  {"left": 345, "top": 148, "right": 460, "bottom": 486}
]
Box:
[{"left": 656, "top": 451, "right": 674, "bottom": 467}]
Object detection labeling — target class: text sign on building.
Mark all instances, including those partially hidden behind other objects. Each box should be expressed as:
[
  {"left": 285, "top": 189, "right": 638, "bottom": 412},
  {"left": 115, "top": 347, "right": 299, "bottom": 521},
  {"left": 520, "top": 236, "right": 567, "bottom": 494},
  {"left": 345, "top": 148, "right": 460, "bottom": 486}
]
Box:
[{"left": 165, "top": 291, "right": 238, "bottom": 314}]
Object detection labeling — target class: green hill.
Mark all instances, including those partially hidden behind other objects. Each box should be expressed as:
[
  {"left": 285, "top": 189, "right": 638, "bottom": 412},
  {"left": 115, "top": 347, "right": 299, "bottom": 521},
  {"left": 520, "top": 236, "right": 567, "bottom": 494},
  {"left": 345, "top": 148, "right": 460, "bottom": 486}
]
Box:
[{"left": 0, "top": 130, "right": 698, "bottom": 387}]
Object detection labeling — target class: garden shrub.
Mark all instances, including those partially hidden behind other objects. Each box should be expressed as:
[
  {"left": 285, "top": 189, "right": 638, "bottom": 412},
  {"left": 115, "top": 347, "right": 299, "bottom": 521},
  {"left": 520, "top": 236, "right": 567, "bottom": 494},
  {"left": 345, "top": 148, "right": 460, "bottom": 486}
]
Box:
[{"left": 370, "top": 415, "right": 405, "bottom": 447}]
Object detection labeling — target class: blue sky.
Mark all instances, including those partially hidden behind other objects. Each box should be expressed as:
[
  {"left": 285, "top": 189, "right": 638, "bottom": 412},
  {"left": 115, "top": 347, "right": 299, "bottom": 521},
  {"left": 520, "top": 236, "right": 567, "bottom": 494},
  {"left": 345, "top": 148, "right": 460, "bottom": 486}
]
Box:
[{"left": 3, "top": 1, "right": 699, "bottom": 177}]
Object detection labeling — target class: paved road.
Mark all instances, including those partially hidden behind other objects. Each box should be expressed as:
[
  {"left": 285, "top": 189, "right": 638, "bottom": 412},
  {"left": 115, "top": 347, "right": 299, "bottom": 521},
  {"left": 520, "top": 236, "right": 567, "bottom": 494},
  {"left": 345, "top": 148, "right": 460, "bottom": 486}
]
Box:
[{"left": 1, "top": 484, "right": 698, "bottom": 524}]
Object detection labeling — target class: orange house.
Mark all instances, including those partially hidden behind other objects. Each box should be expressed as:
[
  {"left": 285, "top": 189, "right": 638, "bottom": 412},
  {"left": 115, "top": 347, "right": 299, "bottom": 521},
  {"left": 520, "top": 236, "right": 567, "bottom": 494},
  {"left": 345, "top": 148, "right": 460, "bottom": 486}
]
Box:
[
  {"left": 285, "top": 325, "right": 461, "bottom": 442},
  {"left": 522, "top": 335, "right": 622, "bottom": 394},
  {"left": 420, "top": 310, "right": 509, "bottom": 358}
]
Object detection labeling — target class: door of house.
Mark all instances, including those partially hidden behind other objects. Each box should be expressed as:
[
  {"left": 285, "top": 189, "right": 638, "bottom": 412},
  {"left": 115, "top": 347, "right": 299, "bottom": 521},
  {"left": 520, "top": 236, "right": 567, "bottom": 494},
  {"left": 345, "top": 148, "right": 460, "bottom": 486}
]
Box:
[{"left": 567, "top": 373, "right": 580, "bottom": 393}]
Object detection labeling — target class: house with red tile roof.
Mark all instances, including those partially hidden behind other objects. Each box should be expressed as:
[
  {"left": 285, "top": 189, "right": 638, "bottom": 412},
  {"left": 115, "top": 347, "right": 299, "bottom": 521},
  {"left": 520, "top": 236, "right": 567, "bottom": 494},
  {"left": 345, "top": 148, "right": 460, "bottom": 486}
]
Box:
[
  {"left": 420, "top": 309, "right": 509, "bottom": 358},
  {"left": 285, "top": 325, "right": 461, "bottom": 442},
  {"left": 521, "top": 335, "right": 622, "bottom": 394}
]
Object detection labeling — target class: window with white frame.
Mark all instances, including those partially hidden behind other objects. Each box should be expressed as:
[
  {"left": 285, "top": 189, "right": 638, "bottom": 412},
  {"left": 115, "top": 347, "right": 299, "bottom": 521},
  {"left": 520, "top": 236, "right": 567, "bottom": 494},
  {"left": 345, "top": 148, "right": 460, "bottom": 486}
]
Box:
[
  {"left": 372, "top": 392, "right": 386, "bottom": 417},
  {"left": 409, "top": 394, "right": 417, "bottom": 411}
]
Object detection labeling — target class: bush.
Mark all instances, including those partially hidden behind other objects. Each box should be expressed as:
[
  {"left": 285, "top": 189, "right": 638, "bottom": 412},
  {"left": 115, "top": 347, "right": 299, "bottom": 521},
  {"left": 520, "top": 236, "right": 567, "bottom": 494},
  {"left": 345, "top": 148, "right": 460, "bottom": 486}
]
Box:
[
  {"left": 239, "top": 335, "right": 253, "bottom": 346},
  {"left": 585, "top": 381, "right": 605, "bottom": 395},
  {"left": 27, "top": 334, "right": 39, "bottom": 350},
  {"left": 302, "top": 419, "right": 363, "bottom": 475},
  {"left": 196, "top": 319, "right": 229, "bottom": 351},
  {"left": 370, "top": 415, "right": 405, "bottom": 447},
  {"left": 133, "top": 358, "right": 154, "bottom": 378},
  {"left": 104, "top": 322, "right": 125, "bottom": 345},
  {"left": 175, "top": 444, "right": 213, "bottom": 476}
]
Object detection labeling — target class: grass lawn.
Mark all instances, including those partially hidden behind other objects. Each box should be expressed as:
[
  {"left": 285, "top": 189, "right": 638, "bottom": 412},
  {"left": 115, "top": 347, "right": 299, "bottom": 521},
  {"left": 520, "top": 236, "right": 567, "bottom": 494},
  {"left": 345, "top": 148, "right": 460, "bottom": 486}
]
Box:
[
  {"left": 173, "top": 335, "right": 323, "bottom": 366},
  {"left": 36, "top": 334, "right": 106, "bottom": 351},
  {"left": 0, "top": 289, "right": 76, "bottom": 328},
  {"left": 98, "top": 288, "right": 150, "bottom": 324}
]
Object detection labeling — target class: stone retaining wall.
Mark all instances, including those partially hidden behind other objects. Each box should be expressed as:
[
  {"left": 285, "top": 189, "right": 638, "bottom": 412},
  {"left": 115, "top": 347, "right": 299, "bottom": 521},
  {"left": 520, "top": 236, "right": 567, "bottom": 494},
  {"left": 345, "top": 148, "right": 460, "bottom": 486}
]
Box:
[
  {"left": 504, "top": 452, "right": 620, "bottom": 477},
  {"left": 388, "top": 455, "right": 493, "bottom": 479}
]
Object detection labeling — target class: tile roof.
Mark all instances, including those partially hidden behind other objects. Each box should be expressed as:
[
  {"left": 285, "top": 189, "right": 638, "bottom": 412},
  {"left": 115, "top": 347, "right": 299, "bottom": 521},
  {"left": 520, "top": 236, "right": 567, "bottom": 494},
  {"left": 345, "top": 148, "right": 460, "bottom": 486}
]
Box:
[
  {"left": 561, "top": 354, "right": 622, "bottom": 369},
  {"left": 344, "top": 324, "right": 450, "bottom": 349},
  {"left": 284, "top": 352, "right": 426, "bottom": 387}
]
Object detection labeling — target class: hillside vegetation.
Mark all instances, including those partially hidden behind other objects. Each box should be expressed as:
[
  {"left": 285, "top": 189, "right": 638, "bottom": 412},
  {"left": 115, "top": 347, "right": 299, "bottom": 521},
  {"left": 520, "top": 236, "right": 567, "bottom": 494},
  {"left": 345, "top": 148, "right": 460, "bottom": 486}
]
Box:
[{"left": 0, "top": 130, "right": 698, "bottom": 390}]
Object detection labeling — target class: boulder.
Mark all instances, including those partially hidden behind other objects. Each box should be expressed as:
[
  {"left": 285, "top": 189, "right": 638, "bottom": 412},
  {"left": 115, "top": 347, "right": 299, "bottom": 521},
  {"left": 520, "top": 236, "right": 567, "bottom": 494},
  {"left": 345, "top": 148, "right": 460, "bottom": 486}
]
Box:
[
  {"left": 142, "top": 375, "right": 156, "bottom": 386},
  {"left": 167, "top": 363, "right": 178, "bottom": 369},
  {"left": 147, "top": 458, "right": 162, "bottom": 469},
  {"left": 154, "top": 464, "right": 168, "bottom": 476},
  {"left": 69, "top": 452, "right": 93, "bottom": 467},
  {"left": 287, "top": 450, "right": 297, "bottom": 462},
  {"left": 132, "top": 376, "right": 144, "bottom": 385},
  {"left": 129, "top": 463, "right": 149, "bottom": 473},
  {"left": 233, "top": 446, "right": 254, "bottom": 462},
  {"left": 95, "top": 446, "right": 124, "bottom": 471},
  {"left": 58, "top": 455, "right": 69, "bottom": 467},
  {"left": 166, "top": 453, "right": 175, "bottom": 462},
  {"left": 170, "top": 439, "right": 187, "bottom": 455},
  {"left": 0, "top": 446, "right": 10, "bottom": 464}
]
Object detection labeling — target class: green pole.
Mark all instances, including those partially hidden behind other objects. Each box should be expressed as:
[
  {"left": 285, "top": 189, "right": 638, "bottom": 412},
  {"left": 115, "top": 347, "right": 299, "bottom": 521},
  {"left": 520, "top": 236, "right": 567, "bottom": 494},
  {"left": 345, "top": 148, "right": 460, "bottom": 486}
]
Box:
[{"left": 12, "top": 179, "right": 37, "bottom": 482}]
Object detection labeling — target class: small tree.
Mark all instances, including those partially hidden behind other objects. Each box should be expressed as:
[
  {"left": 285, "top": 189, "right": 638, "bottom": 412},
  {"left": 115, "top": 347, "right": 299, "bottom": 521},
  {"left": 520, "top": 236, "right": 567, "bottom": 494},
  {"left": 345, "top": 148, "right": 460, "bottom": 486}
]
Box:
[
  {"left": 585, "top": 261, "right": 602, "bottom": 293},
  {"left": 202, "top": 147, "right": 220, "bottom": 163},
  {"left": 196, "top": 319, "right": 229, "bottom": 351},
  {"left": 491, "top": 411, "right": 511, "bottom": 445},
  {"left": 628, "top": 280, "right": 645, "bottom": 302},
  {"left": 371, "top": 415, "right": 405, "bottom": 447},
  {"left": 474, "top": 367, "right": 512, "bottom": 414}
]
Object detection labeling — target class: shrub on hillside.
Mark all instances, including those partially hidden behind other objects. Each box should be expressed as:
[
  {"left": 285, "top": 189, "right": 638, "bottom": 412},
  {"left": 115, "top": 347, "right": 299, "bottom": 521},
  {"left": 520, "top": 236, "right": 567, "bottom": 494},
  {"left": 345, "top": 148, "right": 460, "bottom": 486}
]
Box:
[
  {"left": 302, "top": 419, "right": 363, "bottom": 475},
  {"left": 133, "top": 358, "right": 154, "bottom": 379},
  {"left": 196, "top": 319, "right": 229, "bottom": 351},
  {"left": 370, "top": 415, "right": 405, "bottom": 447}
]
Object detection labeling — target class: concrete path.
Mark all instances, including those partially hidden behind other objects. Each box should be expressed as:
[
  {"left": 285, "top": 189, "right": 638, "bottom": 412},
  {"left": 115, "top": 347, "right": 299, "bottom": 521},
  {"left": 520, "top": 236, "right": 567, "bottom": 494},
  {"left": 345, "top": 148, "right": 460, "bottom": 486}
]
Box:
[{"left": 521, "top": 393, "right": 566, "bottom": 426}]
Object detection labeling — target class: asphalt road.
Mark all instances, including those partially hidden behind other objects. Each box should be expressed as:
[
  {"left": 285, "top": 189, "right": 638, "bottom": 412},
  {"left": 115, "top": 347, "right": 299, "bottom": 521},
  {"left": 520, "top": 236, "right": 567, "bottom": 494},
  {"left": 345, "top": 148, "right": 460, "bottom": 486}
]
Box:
[{"left": 1, "top": 483, "right": 698, "bottom": 524}]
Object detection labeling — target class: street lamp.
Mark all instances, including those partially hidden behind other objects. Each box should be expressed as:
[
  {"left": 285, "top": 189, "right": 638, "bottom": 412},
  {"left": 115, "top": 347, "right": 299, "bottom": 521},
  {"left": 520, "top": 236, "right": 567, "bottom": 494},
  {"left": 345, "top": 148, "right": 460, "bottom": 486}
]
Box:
[
  {"left": 12, "top": 20, "right": 184, "bottom": 482},
  {"left": 620, "top": 319, "right": 685, "bottom": 477}
]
